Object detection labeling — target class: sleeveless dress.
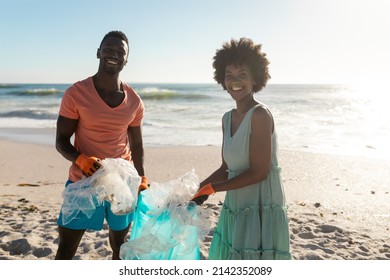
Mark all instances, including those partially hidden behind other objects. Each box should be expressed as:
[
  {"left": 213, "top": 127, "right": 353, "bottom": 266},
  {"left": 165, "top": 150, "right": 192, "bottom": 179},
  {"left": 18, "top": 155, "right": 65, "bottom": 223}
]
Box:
[{"left": 208, "top": 105, "right": 292, "bottom": 260}]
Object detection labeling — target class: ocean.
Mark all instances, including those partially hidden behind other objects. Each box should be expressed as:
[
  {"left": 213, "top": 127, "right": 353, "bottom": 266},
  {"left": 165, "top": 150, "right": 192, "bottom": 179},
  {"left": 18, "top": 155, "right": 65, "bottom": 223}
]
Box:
[{"left": 0, "top": 83, "right": 389, "bottom": 160}]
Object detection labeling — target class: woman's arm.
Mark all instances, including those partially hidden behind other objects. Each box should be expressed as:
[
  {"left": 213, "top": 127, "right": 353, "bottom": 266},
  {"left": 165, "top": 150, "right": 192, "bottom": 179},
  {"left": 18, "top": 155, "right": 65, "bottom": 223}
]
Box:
[
  {"left": 200, "top": 118, "right": 229, "bottom": 186},
  {"left": 212, "top": 107, "right": 273, "bottom": 192}
]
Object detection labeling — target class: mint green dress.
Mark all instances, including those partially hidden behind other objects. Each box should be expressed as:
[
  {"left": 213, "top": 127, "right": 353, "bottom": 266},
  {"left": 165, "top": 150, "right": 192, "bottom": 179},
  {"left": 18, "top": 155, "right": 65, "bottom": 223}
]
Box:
[{"left": 208, "top": 105, "right": 292, "bottom": 260}]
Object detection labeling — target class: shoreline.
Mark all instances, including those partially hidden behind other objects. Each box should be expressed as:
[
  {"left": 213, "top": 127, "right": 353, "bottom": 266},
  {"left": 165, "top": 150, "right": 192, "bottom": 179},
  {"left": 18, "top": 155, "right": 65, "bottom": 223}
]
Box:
[
  {"left": 1, "top": 126, "right": 389, "bottom": 160},
  {"left": 1, "top": 136, "right": 389, "bottom": 260},
  {"left": 1, "top": 131, "right": 389, "bottom": 232}
]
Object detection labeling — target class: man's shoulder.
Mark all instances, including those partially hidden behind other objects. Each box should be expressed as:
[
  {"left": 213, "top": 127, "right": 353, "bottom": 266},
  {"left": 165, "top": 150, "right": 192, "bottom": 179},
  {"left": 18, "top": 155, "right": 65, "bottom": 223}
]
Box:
[
  {"left": 70, "top": 77, "right": 92, "bottom": 89},
  {"left": 122, "top": 82, "right": 135, "bottom": 92},
  {"left": 122, "top": 82, "right": 141, "bottom": 100},
  {"left": 65, "top": 77, "right": 92, "bottom": 95}
]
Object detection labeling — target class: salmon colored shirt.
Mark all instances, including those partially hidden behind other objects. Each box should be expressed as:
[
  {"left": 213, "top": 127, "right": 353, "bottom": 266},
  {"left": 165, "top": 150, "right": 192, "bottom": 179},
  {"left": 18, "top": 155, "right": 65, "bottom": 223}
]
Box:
[{"left": 59, "top": 77, "right": 144, "bottom": 182}]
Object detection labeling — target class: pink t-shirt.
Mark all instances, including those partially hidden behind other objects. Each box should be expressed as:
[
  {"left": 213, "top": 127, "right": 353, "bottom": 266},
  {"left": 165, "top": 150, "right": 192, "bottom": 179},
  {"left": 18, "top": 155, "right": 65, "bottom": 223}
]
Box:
[{"left": 59, "top": 77, "right": 144, "bottom": 182}]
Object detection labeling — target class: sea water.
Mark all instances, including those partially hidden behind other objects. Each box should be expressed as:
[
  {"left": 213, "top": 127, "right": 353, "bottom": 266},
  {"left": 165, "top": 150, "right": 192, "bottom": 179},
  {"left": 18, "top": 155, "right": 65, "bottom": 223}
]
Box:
[{"left": 0, "top": 83, "right": 389, "bottom": 160}]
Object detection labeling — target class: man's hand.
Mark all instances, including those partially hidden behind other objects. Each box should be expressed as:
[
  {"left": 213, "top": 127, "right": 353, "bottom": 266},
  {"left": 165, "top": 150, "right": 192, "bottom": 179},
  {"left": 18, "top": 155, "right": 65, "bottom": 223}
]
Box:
[
  {"left": 138, "top": 176, "right": 149, "bottom": 195},
  {"left": 75, "top": 154, "right": 101, "bottom": 176}
]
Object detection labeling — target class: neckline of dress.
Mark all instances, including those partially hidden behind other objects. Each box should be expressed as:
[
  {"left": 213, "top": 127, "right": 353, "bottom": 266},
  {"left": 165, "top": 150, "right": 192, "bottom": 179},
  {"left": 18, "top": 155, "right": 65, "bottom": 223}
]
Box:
[{"left": 229, "top": 105, "right": 258, "bottom": 138}]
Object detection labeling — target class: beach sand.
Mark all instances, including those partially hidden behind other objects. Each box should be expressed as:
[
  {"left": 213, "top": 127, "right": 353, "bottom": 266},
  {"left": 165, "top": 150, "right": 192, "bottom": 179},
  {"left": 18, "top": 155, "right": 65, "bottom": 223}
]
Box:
[{"left": 0, "top": 139, "right": 389, "bottom": 260}]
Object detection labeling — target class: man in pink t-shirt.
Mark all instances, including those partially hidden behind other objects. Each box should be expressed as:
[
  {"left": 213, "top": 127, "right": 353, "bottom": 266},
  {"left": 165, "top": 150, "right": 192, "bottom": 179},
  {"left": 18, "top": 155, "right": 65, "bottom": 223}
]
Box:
[{"left": 55, "top": 31, "right": 147, "bottom": 260}]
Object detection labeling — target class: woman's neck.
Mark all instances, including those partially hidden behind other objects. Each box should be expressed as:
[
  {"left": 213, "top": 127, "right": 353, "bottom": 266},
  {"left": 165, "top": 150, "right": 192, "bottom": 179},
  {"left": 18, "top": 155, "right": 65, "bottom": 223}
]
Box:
[{"left": 235, "top": 97, "right": 258, "bottom": 115}]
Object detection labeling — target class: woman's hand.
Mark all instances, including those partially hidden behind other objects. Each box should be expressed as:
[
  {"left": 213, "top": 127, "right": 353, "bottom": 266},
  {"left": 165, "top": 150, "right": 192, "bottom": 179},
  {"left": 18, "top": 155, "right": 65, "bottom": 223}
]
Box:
[{"left": 190, "top": 183, "right": 216, "bottom": 205}]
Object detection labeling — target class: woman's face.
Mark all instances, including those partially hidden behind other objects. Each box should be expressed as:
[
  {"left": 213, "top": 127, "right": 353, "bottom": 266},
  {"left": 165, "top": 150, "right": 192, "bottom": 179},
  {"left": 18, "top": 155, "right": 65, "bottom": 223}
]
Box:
[{"left": 224, "top": 64, "right": 256, "bottom": 101}]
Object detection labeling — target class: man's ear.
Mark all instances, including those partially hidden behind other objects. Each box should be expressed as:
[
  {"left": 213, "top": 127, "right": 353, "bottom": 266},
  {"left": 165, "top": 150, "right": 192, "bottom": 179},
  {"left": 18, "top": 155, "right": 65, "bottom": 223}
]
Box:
[{"left": 96, "top": 48, "right": 100, "bottom": 59}]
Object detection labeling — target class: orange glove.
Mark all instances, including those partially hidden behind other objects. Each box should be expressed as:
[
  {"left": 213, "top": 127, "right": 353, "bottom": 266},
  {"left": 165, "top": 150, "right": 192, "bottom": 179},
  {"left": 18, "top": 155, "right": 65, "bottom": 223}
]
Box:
[
  {"left": 190, "top": 183, "right": 216, "bottom": 205},
  {"left": 138, "top": 176, "right": 149, "bottom": 195},
  {"left": 75, "top": 154, "right": 101, "bottom": 177}
]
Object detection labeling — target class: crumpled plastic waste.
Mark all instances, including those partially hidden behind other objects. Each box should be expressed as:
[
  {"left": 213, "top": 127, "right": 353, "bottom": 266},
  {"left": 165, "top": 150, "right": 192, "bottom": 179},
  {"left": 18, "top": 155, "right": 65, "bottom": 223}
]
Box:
[
  {"left": 120, "top": 169, "right": 213, "bottom": 260},
  {"left": 61, "top": 158, "right": 141, "bottom": 225}
]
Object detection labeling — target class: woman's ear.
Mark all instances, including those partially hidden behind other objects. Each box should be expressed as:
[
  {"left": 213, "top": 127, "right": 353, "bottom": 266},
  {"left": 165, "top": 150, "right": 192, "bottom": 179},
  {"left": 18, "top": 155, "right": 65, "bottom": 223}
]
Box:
[{"left": 96, "top": 48, "right": 100, "bottom": 59}]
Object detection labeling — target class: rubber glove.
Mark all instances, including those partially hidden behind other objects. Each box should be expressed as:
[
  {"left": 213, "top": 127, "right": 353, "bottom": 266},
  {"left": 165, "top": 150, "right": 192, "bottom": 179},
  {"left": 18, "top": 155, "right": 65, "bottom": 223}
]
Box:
[
  {"left": 190, "top": 183, "right": 216, "bottom": 205},
  {"left": 138, "top": 176, "right": 149, "bottom": 195},
  {"left": 75, "top": 154, "right": 101, "bottom": 177}
]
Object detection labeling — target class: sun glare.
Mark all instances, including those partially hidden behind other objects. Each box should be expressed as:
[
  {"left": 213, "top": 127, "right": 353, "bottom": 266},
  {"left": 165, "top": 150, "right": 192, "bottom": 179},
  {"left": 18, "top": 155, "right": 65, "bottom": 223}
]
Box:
[{"left": 347, "top": 73, "right": 390, "bottom": 103}]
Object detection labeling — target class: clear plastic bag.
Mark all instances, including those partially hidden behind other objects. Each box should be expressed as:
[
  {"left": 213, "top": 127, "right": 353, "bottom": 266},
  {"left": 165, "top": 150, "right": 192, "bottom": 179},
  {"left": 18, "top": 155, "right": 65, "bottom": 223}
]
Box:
[
  {"left": 61, "top": 158, "right": 141, "bottom": 225},
  {"left": 120, "top": 169, "right": 213, "bottom": 260}
]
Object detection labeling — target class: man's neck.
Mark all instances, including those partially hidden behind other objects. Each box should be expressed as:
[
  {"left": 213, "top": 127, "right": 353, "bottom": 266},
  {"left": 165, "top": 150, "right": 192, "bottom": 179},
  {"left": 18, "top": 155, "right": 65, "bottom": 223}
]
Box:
[{"left": 93, "top": 72, "right": 121, "bottom": 92}]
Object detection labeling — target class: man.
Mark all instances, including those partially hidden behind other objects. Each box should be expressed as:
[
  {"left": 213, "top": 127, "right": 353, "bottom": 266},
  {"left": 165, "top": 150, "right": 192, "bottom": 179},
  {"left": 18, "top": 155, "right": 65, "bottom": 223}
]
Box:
[{"left": 55, "top": 31, "right": 147, "bottom": 260}]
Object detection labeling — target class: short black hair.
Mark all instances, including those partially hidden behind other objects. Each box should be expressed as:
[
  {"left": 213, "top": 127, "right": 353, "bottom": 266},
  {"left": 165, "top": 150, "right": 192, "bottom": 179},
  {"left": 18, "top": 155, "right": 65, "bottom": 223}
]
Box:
[
  {"left": 213, "top": 38, "right": 270, "bottom": 93},
  {"left": 99, "top": 30, "right": 129, "bottom": 48}
]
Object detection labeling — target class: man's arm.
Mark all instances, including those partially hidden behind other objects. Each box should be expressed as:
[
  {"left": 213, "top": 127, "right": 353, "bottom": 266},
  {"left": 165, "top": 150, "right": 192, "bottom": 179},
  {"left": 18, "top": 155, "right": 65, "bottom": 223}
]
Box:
[
  {"left": 56, "top": 115, "right": 79, "bottom": 163},
  {"left": 127, "top": 126, "right": 145, "bottom": 176}
]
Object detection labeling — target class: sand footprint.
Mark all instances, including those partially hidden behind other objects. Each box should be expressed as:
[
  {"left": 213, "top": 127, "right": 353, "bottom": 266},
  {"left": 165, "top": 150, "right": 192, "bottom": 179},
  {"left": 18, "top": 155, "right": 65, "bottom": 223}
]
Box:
[
  {"left": 32, "top": 247, "right": 52, "bottom": 258},
  {"left": 7, "top": 238, "right": 31, "bottom": 255},
  {"left": 298, "top": 231, "right": 317, "bottom": 239},
  {"left": 318, "top": 224, "right": 343, "bottom": 233}
]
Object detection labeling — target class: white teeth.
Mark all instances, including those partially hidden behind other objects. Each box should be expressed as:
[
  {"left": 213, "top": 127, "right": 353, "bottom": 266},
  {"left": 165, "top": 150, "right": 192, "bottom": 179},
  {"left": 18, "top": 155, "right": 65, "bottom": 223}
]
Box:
[
  {"left": 231, "top": 82, "right": 243, "bottom": 91},
  {"left": 107, "top": 60, "right": 118, "bottom": 65}
]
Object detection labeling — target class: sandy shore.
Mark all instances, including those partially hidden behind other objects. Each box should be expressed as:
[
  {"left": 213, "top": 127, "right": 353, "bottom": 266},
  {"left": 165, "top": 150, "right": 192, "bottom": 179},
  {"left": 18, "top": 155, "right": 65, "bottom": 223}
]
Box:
[{"left": 0, "top": 139, "right": 389, "bottom": 260}]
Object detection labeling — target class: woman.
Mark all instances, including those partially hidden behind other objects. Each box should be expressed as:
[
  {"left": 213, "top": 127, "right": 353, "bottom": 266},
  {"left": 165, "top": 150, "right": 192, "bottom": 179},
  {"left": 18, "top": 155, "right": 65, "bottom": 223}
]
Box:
[{"left": 191, "top": 38, "right": 291, "bottom": 260}]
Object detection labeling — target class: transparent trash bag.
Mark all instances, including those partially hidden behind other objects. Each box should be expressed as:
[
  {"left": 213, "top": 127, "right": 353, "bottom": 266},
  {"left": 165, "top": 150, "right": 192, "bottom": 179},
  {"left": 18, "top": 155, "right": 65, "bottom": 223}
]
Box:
[
  {"left": 61, "top": 158, "right": 141, "bottom": 225},
  {"left": 120, "top": 169, "right": 212, "bottom": 260}
]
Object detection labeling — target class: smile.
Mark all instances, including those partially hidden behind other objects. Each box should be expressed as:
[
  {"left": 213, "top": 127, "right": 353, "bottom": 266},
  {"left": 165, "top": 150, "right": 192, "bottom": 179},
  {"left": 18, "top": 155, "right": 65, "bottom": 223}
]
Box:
[
  {"left": 231, "top": 82, "right": 243, "bottom": 91},
  {"left": 106, "top": 59, "right": 119, "bottom": 65}
]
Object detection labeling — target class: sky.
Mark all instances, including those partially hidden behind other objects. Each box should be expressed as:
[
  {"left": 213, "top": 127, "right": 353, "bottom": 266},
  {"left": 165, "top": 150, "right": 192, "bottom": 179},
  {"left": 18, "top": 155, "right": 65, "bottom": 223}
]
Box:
[{"left": 0, "top": 0, "right": 389, "bottom": 85}]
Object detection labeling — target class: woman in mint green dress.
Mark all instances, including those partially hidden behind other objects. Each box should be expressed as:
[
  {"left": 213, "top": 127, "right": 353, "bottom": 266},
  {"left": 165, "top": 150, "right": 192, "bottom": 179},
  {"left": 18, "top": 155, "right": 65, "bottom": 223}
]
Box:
[{"left": 191, "top": 38, "right": 291, "bottom": 260}]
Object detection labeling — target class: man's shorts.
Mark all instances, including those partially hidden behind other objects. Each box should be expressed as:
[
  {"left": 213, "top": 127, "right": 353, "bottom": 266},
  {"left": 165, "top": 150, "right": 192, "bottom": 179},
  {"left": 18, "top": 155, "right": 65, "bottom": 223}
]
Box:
[{"left": 57, "top": 180, "right": 133, "bottom": 231}]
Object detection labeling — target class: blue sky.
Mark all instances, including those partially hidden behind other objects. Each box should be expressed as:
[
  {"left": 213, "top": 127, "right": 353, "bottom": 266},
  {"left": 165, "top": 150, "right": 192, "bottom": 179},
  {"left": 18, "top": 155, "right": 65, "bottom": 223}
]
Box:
[{"left": 1, "top": 0, "right": 389, "bottom": 84}]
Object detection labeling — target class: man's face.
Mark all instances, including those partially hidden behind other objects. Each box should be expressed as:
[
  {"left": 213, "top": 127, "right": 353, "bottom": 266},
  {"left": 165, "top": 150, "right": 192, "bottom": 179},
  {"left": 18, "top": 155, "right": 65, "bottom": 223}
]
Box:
[{"left": 97, "top": 37, "right": 129, "bottom": 75}]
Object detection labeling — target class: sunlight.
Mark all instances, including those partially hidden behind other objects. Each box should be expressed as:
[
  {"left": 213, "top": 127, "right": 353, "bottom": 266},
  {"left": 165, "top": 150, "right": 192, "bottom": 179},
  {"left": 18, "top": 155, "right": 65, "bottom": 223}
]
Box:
[
  {"left": 344, "top": 72, "right": 390, "bottom": 160},
  {"left": 347, "top": 73, "right": 390, "bottom": 103}
]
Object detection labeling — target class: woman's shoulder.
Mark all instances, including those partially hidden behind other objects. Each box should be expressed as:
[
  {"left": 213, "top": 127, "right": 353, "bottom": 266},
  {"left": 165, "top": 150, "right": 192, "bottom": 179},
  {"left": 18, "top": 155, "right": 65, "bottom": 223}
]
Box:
[
  {"left": 252, "top": 103, "right": 274, "bottom": 131},
  {"left": 222, "top": 109, "right": 233, "bottom": 119},
  {"left": 253, "top": 102, "right": 272, "bottom": 117}
]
